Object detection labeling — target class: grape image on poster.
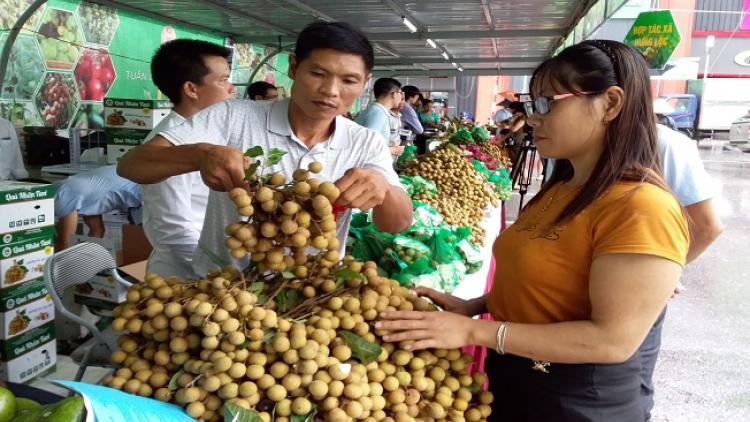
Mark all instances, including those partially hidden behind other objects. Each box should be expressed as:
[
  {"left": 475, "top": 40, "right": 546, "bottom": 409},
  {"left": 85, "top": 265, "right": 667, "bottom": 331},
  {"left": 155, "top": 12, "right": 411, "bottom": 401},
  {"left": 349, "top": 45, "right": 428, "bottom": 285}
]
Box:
[
  {"left": 0, "top": 34, "right": 45, "bottom": 101},
  {"left": 77, "top": 2, "right": 119, "bottom": 46},
  {"left": 74, "top": 47, "right": 116, "bottom": 101},
  {"left": 69, "top": 102, "right": 105, "bottom": 130},
  {"left": 35, "top": 72, "right": 79, "bottom": 128},
  {"left": 0, "top": 0, "right": 45, "bottom": 31},
  {"left": 0, "top": 101, "right": 43, "bottom": 126},
  {"left": 36, "top": 8, "right": 83, "bottom": 71}
]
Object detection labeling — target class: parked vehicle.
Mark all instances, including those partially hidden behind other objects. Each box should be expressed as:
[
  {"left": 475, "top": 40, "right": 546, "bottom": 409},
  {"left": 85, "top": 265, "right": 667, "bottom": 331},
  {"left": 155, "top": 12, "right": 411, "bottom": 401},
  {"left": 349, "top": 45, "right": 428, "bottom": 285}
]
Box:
[
  {"left": 659, "top": 78, "right": 750, "bottom": 140},
  {"left": 729, "top": 111, "right": 750, "bottom": 144}
]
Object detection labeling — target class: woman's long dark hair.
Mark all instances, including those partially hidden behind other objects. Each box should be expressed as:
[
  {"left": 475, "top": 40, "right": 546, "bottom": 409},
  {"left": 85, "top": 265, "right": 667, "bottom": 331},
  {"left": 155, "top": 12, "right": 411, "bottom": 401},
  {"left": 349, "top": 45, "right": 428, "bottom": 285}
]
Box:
[{"left": 524, "top": 40, "right": 670, "bottom": 224}]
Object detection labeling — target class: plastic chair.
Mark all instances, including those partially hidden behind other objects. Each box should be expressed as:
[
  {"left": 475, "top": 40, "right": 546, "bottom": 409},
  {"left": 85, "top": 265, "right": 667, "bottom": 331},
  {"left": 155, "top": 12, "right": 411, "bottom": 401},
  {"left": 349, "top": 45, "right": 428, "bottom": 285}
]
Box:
[{"left": 43, "top": 242, "right": 132, "bottom": 384}]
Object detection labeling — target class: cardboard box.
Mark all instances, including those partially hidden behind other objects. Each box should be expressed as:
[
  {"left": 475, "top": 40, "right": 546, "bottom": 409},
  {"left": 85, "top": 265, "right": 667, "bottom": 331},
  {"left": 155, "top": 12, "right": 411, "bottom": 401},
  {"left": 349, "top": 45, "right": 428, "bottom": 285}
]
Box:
[
  {"left": 121, "top": 224, "right": 152, "bottom": 265},
  {"left": 0, "top": 237, "right": 54, "bottom": 289},
  {"left": 103, "top": 98, "right": 171, "bottom": 130},
  {"left": 0, "top": 294, "right": 54, "bottom": 340},
  {"left": 106, "top": 144, "right": 137, "bottom": 165},
  {"left": 0, "top": 226, "right": 55, "bottom": 248},
  {"left": 105, "top": 128, "right": 152, "bottom": 146},
  {"left": 0, "top": 182, "right": 55, "bottom": 234},
  {"left": 119, "top": 260, "right": 147, "bottom": 283},
  {"left": 0, "top": 321, "right": 56, "bottom": 383},
  {"left": 74, "top": 274, "right": 128, "bottom": 311}
]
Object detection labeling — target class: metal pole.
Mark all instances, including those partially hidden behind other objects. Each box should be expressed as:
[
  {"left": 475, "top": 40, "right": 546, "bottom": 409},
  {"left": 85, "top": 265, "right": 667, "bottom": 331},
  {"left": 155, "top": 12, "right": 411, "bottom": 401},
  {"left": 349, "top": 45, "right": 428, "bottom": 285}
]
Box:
[
  {"left": 699, "top": 35, "right": 715, "bottom": 142},
  {"left": 244, "top": 45, "right": 294, "bottom": 99},
  {"left": 0, "top": 0, "right": 49, "bottom": 95}
]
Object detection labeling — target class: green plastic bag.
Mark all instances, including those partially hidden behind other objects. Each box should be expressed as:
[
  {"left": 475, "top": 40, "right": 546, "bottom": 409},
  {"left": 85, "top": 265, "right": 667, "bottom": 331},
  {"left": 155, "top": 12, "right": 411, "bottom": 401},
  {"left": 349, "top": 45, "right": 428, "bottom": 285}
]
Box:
[
  {"left": 455, "top": 238, "right": 483, "bottom": 274},
  {"left": 435, "top": 261, "right": 467, "bottom": 293},
  {"left": 450, "top": 128, "right": 474, "bottom": 145},
  {"left": 397, "top": 145, "right": 418, "bottom": 168},
  {"left": 428, "top": 228, "right": 461, "bottom": 266},
  {"left": 471, "top": 125, "right": 491, "bottom": 143},
  {"left": 392, "top": 257, "right": 435, "bottom": 287},
  {"left": 413, "top": 201, "right": 445, "bottom": 228}
]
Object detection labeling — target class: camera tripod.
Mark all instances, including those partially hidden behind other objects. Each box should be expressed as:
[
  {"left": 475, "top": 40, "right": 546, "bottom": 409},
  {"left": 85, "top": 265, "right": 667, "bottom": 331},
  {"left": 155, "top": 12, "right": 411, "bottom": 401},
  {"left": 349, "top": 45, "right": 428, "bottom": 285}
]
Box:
[{"left": 509, "top": 135, "right": 541, "bottom": 214}]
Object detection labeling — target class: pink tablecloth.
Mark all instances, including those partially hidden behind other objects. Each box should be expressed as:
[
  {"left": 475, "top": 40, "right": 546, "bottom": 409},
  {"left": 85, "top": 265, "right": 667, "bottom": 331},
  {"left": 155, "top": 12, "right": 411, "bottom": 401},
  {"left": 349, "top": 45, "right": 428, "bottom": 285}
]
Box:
[{"left": 463, "top": 203, "right": 506, "bottom": 378}]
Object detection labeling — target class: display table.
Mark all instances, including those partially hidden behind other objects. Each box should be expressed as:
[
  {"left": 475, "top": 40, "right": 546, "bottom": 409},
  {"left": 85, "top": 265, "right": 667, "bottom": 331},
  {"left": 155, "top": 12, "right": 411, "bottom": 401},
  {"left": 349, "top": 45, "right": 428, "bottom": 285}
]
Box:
[{"left": 41, "top": 162, "right": 108, "bottom": 176}]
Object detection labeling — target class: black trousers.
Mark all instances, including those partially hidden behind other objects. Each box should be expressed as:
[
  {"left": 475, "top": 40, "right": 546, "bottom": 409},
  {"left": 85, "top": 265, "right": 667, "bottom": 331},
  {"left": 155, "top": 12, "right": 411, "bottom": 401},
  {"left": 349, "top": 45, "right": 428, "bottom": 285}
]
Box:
[{"left": 486, "top": 352, "right": 642, "bottom": 422}]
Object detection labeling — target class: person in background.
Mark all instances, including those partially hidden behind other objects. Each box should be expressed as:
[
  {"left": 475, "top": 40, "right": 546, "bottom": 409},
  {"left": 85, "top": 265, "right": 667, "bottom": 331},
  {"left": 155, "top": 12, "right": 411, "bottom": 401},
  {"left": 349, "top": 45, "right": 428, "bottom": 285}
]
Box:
[
  {"left": 355, "top": 77, "right": 403, "bottom": 145},
  {"left": 400, "top": 85, "right": 423, "bottom": 135},
  {"left": 653, "top": 98, "right": 678, "bottom": 132},
  {"left": 378, "top": 40, "right": 689, "bottom": 422},
  {"left": 388, "top": 99, "right": 406, "bottom": 159},
  {"left": 141, "top": 39, "right": 237, "bottom": 279},
  {"left": 418, "top": 99, "right": 440, "bottom": 128},
  {"left": 247, "top": 81, "right": 279, "bottom": 101},
  {"left": 0, "top": 116, "right": 29, "bottom": 181},
  {"left": 117, "top": 22, "right": 413, "bottom": 278},
  {"left": 492, "top": 99, "right": 513, "bottom": 128},
  {"left": 53, "top": 166, "right": 141, "bottom": 251},
  {"left": 639, "top": 110, "right": 723, "bottom": 422}
]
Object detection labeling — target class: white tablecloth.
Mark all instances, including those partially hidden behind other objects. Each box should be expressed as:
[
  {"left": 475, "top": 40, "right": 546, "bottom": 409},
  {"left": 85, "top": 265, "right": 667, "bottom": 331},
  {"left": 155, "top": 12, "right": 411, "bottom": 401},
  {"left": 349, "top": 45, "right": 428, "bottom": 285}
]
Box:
[{"left": 451, "top": 204, "right": 504, "bottom": 300}]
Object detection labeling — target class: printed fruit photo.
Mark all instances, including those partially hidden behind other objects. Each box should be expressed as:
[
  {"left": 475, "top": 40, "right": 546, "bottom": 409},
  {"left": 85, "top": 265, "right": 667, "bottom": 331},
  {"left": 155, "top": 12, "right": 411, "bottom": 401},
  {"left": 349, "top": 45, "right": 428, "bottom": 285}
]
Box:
[
  {"left": 8, "top": 311, "right": 30, "bottom": 335},
  {"left": 70, "top": 103, "right": 105, "bottom": 130},
  {"left": 77, "top": 2, "right": 119, "bottom": 46},
  {"left": 4, "top": 259, "right": 28, "bottom": 284},
  {"left": 74, "top": 47, "right": 116, "bottom": 101},
  {"left": 35, "top": 72, "right": 78, "bottom": 128},
  {"left": 36, "top": 8, "right": 83, "bottom": 71},
  {"left": 0, "top": 34, "right": 44, "bottom": 101},
  {"left": 0, "top": 0, "right": 44, "bottom": 31}
]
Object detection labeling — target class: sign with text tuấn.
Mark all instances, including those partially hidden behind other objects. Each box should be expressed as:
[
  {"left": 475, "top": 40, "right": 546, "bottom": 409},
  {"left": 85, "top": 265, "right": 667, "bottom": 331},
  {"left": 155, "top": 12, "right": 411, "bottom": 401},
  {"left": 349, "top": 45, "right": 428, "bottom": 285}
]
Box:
[{"left": 623, "top": 10, "right": 681, "bottom": 69}]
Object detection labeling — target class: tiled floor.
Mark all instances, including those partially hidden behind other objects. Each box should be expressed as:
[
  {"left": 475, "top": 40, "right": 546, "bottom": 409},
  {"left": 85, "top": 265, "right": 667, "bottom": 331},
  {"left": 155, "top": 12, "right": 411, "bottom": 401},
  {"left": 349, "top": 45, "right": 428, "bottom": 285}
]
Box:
[{"left": 29, "top": 355, "right": 112, "bottom": 397}]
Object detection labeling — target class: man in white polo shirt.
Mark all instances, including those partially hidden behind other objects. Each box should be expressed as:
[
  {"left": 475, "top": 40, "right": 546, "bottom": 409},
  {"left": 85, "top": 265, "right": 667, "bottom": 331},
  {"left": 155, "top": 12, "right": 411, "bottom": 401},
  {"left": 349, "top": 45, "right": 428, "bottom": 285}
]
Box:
[
  {"left": 356, "top": 78, "right": 403, "bottom": 145},
  {"left": 117, "top": 22, "right": 413, "bottom": 276},
  {"left": 141, "top": 39, "right": 236, "bottom": 279}
]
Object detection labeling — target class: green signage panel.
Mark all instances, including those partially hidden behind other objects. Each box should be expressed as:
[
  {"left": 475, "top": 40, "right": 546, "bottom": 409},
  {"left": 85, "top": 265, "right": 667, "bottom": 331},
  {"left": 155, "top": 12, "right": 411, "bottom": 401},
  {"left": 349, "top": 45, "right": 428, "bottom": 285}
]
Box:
[{"left": 624, "top": 10, "right": 682, "bottom": 69}]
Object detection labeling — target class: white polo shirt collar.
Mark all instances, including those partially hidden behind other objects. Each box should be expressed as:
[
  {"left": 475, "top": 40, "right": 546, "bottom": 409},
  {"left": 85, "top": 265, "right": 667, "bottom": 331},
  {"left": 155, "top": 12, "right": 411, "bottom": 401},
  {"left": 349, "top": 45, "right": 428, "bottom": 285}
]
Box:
[{"left": 267, "top": 98, "right": 352, "bottom": 150}]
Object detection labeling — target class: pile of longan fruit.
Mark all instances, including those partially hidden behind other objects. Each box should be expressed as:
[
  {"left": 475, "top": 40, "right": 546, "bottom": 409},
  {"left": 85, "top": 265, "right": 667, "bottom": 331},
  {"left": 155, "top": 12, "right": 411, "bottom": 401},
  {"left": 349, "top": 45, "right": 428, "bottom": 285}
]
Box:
[
  {"left": 104, "top": 262, "right": 493, "bottom": 422},
  {"left": 225, "top": 161, "right": 341, "bottom": 272},
  {"left": 402, "top": 149, "right": 498, "bottom": 246}
]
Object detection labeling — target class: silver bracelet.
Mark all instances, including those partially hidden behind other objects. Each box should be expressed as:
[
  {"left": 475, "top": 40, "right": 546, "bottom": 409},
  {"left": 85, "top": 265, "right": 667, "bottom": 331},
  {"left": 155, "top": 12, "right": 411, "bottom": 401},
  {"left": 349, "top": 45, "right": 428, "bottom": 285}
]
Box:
[{"left": 495, "top": 321, "right": 508, "bottom": 355}]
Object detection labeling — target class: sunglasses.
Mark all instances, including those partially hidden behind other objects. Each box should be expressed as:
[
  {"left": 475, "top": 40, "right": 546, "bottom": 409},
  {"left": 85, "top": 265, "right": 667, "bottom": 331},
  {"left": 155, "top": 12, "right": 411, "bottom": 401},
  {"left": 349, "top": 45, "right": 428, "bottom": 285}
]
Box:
[{"left": 524, "top": 92, "right": 598, "bottom": 116}]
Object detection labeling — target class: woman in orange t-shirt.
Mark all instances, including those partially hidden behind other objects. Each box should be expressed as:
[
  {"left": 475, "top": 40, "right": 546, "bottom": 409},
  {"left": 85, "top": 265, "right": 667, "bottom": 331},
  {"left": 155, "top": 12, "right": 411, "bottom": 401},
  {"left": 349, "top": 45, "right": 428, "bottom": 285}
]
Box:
[{"left": 378, "top": 40, "right": 689, "bottom": 422}]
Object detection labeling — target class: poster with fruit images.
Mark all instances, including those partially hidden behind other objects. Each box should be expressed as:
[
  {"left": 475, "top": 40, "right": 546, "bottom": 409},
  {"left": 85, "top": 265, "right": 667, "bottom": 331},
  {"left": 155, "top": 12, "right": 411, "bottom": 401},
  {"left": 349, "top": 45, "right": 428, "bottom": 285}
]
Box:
[
  {"left": 0, "top": 0, "right": 227, "bottom": 130},
  {"left": 230, "top": 43, "right": 293, "bottom": 99}
]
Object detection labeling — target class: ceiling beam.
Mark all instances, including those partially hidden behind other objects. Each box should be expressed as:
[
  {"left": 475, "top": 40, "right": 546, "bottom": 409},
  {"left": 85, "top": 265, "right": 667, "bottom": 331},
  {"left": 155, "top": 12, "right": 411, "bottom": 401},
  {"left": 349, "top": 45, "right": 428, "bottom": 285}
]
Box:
[
  {"left": 237, "top": 29, "right": 564, "bottom": 44},
  {"left": 372, "top": 68, "right": 536, "bottom": 78},
  {"left": 92, "top": 0, "right": 240, "bottom": 38},
  {"left": 479, "top": 0, "right": 499, "bottom": 58},
  {"left": 375, "top": 56, "right": 546, "bottom": 65},
  {"left": 192, "top": 0, "right": 297, "bottom": 36}
]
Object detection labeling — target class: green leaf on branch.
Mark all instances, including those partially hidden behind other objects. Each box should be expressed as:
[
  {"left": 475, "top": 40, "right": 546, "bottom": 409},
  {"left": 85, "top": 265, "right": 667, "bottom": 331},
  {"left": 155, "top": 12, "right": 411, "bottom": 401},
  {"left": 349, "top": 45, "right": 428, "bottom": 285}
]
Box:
[
  {"left": 266, "top": 148, "right": 287, "bottom": 167},
  {"left": 261, "top": 174, "right": 273, "bottom": 184},
  {"left": 281, "top": 269, "right": 296, "bottom": 279},
  {"left": 465, "top": 384, "right": 480, "bottom": 394},
  {"left": 339, "top": 330, "right": 382, "bottom": 364},
  {"left": 262, "top": 327, "right": 278, "bottom": 344},
  {"left": 245, "top": 162, "right": 260, "bottom": 180},
  {"left": 291, "top": 404, "right": 318, "bottom": 422},
  {"left": 333, "top": 268, "right": 366, "bottom": 288},
  {"left": 168, "top": 369, "right": 185, "bottom": 391},
  {"left": 237, "top": 339, "right": 251, "bottom": 350},
  {"left": 224, "top": 402, "right": 264, "bottom": 422},
  {"left": 277, "top": 288, "right": 303, "bottom": 312},
  {"left": 244, "top": 146, "right": 264, "bottom": 158}
]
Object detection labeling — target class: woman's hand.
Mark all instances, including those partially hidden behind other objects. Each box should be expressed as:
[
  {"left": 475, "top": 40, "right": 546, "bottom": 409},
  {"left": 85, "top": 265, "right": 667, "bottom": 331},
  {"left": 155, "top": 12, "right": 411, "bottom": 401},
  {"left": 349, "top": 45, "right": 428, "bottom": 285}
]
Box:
[
  {"left": 413, "top": 287, "right": 481, "bottom": 317},
  {"left": 376, "top": 310, "right": 474, "bottom": 351}
]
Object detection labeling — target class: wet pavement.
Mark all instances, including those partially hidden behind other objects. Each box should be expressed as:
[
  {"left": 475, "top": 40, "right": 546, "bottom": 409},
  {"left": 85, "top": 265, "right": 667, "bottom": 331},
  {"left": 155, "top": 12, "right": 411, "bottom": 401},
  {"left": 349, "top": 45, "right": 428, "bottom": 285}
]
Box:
[{"left": 503, "top": 143, "right": 750, "bottom": 421}]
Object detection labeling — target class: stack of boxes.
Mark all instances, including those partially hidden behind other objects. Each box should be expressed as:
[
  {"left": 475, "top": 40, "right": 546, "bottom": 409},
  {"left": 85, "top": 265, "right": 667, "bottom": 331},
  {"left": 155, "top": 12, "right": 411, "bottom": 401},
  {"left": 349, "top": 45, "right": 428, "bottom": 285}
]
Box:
[
  {"left": 104, "top": 97, "right": 172, "bottom": 164},
  {"left": 0, "top": 181, "right": 57, "bottom": 383}
]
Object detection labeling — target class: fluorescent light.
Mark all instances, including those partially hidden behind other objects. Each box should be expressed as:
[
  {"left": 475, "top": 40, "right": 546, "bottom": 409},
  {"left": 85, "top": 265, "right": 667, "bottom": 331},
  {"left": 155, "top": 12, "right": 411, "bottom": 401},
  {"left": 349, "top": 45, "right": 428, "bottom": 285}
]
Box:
[
  {"left": 458, "top": 67, "right": 464, "bottom": 71},
  {"left": 452, "top": 62, "right": 457, "bottom": 67},
  {"left": 442, "top": 51, "right": 449, "bottom": 60},
  {"left": 427, "top": 39, "right": 437, "bottom": 49},
  {"left": 403, "top": 18, "right": 418, "bottom": 33}
]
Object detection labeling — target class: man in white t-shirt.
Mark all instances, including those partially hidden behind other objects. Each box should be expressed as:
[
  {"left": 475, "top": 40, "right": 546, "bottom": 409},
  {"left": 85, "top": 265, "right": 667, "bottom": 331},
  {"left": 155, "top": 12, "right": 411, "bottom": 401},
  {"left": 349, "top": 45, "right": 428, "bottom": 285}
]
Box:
[
  {"left": 639, "top": 123, "right": 724, "bottom": 421},
  {"left": 0, "top": 117, "right": 29, "bottom": 181},
  {"left": 117, "top": 22, "right": 413, "bottom": 277},
  {"left": 140, "top": 39, "right": 237, "bottom": 279}
]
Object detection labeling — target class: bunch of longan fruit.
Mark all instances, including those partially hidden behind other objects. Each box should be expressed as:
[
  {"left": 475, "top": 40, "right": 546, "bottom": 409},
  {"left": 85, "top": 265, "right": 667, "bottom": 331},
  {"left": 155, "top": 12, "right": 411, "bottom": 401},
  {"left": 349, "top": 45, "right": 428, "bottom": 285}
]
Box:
[
  {"left": 403, "top": 149, "right": 498, "bottom": 246},
  {"left": 104, "top": 258, "right": 493, "bottom": 422},
  {"left": 226, "top": 161, "right": 341, "bottom": 272}
]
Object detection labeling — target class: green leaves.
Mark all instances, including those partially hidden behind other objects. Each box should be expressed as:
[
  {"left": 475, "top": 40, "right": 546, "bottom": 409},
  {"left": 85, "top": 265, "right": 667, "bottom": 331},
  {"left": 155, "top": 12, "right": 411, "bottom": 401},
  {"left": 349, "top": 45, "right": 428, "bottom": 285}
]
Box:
[
  {"left": 266, "top": 148, "right": 287, "bottom": 167},
  {"left": 244, "top": 146, "right": 264, "bottom": 158},
  {"left": 262, "top": 328, "right": 278, "bottom": 344},
  {"left": 333, "top": 268, "right": 366, "bottom": 288},
  {"left": 290, "top": 404, "right": 318, "bottom": 422},
  {"left": 339, "top": 330, "right": 383, "bottom": 364},
  {"left": 168, "top": 369, "right": 184, "bottom": 391},
  {"left": 281, "top": 269, "right": 296, "bottom": 280},
  {"left": 276, "top": 288, "right": 303, "bottom": 312},
  {"left": 224, "top": 403, "right": 264, "bottom": 422}
]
